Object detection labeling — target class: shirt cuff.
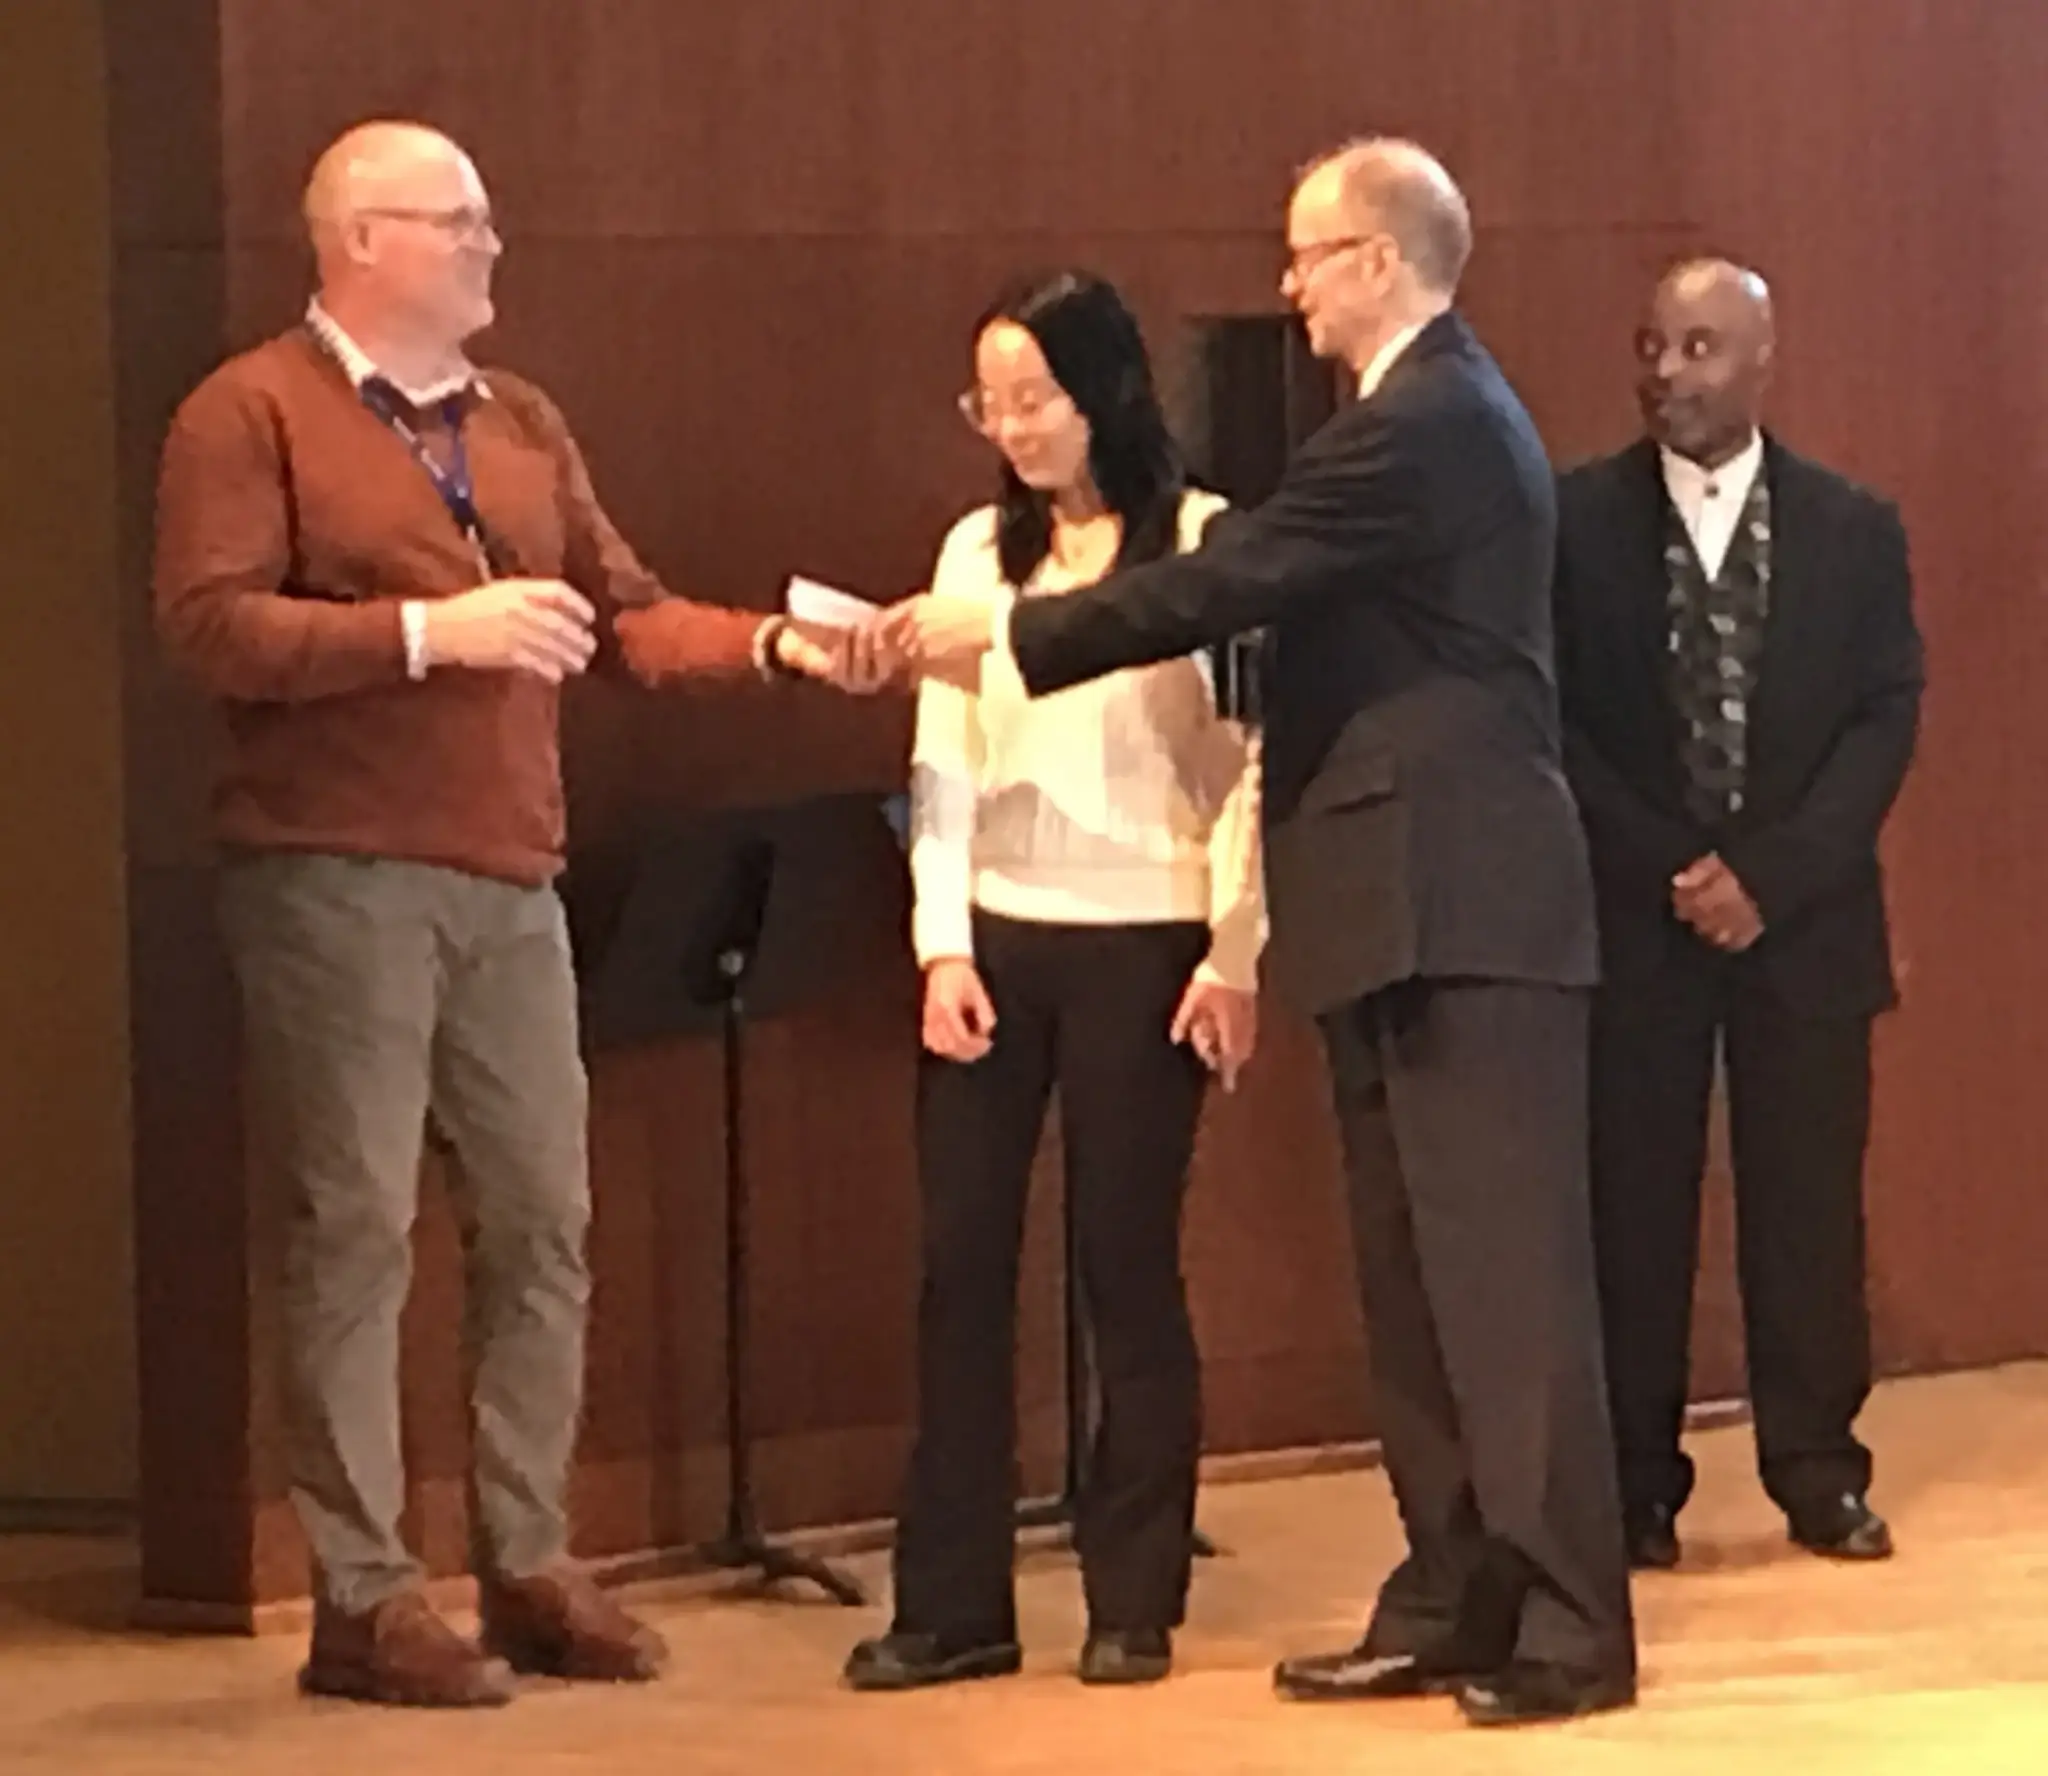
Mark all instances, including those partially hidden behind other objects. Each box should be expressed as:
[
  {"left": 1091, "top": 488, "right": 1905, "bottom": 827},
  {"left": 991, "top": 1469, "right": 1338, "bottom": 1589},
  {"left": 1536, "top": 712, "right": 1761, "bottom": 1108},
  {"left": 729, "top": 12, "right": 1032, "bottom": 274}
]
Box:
[
  {"left": 400, "top": 601, "right": 429, "bottom": 679},
  {"left": 912, "top": 901, "right": 975, "bottom": 969},
  {"left": 753, "top": 614, "right": 798, "bottom": 681}
]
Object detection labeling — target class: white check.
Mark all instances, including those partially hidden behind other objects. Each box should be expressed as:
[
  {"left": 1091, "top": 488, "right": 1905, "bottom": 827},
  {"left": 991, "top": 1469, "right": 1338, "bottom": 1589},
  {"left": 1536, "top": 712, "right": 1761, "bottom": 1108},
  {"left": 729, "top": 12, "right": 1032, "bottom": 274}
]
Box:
[{"left": 785, "top": 575, "right": 881, "bottom": 632}]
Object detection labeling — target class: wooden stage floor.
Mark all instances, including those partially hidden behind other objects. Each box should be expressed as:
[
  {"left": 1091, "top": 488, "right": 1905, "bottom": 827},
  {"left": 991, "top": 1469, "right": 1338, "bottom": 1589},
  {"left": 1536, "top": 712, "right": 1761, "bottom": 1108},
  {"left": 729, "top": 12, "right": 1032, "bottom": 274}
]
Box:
[{"left": 6, "top": 1362, "right": 2048, "bottom": 1774}]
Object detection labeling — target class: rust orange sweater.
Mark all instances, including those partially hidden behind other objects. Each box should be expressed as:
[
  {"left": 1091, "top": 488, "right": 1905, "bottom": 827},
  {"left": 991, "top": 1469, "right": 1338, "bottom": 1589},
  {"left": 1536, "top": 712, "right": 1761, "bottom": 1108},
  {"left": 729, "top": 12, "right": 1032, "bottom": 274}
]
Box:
[{"left": 153, "top": 326, "right": 759, "bottom": 884}]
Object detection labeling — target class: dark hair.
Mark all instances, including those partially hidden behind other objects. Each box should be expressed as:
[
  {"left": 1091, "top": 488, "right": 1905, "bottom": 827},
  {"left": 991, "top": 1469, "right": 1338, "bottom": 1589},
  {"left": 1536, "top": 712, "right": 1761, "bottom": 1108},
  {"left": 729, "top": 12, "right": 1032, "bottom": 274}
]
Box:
[{"left": 974, "top": 270, "right": 1185, "bottom": 588}]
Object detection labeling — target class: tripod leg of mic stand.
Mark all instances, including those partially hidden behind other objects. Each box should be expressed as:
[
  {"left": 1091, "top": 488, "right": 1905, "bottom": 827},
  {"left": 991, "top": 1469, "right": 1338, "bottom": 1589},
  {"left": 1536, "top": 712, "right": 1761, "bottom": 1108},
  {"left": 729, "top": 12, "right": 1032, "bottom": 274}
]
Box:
[
  {"left": 696, "top": 1518, "right": 867, "bottom": 1606},
  {"left": 730, "top": 1534, "right": 869, "bottom": 1608}
]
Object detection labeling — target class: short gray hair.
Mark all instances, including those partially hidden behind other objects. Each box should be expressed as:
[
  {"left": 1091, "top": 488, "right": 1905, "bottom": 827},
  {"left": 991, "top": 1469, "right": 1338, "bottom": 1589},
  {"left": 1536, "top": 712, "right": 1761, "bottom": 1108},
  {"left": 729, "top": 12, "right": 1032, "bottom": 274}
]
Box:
[{"left": 1305, "top": 137, "right": 1473, "bottom": 295}]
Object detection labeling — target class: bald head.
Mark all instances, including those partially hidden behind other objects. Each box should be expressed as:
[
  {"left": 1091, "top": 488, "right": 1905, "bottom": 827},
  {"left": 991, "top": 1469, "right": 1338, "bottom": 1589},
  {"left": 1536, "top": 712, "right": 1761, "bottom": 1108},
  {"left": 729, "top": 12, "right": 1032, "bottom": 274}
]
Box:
[
  {"left": 1303, "top": 137, "right": 1473, "bottom": 295},
  {"left": 304, "top": 122, "right": 476, "bottom": 251},
  {"left": 302, "top": 121, "right": 499, "bottom": 353},
  {"left": 1657, "top": 258, "right": 1775, "bottom": 352},
  {"left": 1636, "top": 257, "right": 1776, "bottom": 465}
]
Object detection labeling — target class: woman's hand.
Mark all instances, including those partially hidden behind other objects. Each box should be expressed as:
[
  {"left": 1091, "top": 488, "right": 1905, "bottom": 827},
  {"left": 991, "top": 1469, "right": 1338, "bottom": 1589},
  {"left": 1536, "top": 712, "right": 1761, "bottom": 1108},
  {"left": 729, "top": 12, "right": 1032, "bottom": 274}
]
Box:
[
  {"left": 923, "top": 958, "right": 998, "bottom": 1063},
  {"left": 869, "top": 594, "right": 992, "bottom": 691},
  {"left": 1170, "top": 974, "right": 1257, "bottom": 1092}
]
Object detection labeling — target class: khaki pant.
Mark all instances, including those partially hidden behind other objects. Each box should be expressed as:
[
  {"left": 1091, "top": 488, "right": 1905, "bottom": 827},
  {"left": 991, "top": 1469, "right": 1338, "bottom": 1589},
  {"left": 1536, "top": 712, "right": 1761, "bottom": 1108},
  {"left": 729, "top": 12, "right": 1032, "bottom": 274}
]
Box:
[{"left": 220, "top": 852, "right": 590, "bottom": 1614}]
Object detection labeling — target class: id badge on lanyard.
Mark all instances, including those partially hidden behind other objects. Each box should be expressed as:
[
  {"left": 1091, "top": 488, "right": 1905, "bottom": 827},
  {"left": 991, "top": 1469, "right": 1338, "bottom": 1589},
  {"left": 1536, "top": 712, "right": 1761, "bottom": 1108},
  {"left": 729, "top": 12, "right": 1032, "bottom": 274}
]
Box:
[{"left": 361, "top": 381, "right": 502, "bottom": 578}]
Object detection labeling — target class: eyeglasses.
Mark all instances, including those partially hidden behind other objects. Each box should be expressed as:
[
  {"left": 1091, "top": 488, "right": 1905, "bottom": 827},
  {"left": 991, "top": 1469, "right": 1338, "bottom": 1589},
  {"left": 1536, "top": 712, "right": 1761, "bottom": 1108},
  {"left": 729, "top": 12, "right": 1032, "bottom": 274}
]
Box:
[
  {"left": 358, "top": 205, "right": 501, "bottom": 246},
  {"left": 1283, "top": 234, "right": 1375, "bottom": 281},
  {"left": 957, "top": 383, "right": 1074, "bottom": 435}
]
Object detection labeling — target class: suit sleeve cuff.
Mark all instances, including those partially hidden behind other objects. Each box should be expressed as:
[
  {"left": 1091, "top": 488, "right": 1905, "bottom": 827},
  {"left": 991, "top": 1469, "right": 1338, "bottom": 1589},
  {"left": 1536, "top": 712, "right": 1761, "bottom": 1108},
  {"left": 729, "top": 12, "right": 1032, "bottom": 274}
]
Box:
[{"left": 1005, "top": 598, "right": 1051, "bottom": 696}]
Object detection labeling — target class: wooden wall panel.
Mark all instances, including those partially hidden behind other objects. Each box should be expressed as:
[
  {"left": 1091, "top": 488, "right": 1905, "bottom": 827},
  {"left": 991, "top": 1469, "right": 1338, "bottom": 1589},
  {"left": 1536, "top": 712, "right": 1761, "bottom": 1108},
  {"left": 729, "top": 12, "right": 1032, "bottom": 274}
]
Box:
[
  {"left": 103, "top": 0, "right": 257, "bottom": 1607},
  {"left": 118, "top": 0, "right": 2048, "bottom": 1609},
  {"left": 1671, "top": 0, "right": 2048, "bottom": 1380},
  {"left": 0, "top": 5, "right": 136, "bottom": 1512},
  {"left": 216, "top": 0, "right": 1680, "bottom": 244},
  {"left": 1463, "top": 227, "right": 1702, "bottom": 469}
]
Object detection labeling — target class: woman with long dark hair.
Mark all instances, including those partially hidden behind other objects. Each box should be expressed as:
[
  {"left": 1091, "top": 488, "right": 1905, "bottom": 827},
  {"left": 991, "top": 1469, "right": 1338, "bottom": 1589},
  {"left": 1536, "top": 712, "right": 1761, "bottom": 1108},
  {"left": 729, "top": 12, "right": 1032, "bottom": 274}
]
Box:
[{"left": 844, "top": 271, "right": 1265, "bottom": 1692}]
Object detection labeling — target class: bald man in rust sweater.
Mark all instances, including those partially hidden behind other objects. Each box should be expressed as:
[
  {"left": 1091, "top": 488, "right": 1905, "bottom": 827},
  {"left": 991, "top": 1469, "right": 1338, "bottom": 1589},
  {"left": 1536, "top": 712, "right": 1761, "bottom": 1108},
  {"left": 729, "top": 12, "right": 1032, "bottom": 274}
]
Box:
[{"left": 153, "top": 122, "right": 827, "bottom": 1708}]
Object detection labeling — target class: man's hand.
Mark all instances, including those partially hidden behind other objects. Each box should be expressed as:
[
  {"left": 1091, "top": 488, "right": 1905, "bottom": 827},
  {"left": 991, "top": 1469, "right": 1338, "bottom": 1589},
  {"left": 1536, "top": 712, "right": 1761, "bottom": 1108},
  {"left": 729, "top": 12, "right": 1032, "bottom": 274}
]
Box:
[
  {"left": 871, "top": 595, "right": 996, "bottom": 691},
  {"left": 1170, "top": 974, "right": 1258, "bottom": 1092},
  {"left": 770, "top": 620, "right": 897, "bottom": 693},
  {"left": 1673, "top": 853, "right": 1765, "bottom": 952},
  {"left": 922, "top": 959, "right": 997, "bottom": 1063},
  {"left": 422, "top": 578, "right": 596, "bottom": 680},
  {"left": 769, "top": 618, "right": 841, "bottom": 681}
]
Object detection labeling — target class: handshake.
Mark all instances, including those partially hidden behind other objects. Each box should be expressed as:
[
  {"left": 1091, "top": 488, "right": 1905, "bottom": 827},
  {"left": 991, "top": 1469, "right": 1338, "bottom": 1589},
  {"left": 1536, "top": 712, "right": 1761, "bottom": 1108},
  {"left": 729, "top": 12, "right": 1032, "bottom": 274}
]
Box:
[{"left": 762, "top": 586, "right": 1001, "bottom": 695}]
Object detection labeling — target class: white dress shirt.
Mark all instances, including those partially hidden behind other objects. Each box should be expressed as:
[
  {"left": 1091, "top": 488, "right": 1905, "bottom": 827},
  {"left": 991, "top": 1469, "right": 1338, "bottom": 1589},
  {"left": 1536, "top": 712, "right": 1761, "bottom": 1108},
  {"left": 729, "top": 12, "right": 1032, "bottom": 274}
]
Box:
[
  {"left": 1356, "top": 318, "right": 1430, "bottom": 399},
  {"left": 1660, "top": 431, "right": 1764, "bottom": 580},
  {"left": 305, "top": 300, "right": 484, "bottom": 406}
]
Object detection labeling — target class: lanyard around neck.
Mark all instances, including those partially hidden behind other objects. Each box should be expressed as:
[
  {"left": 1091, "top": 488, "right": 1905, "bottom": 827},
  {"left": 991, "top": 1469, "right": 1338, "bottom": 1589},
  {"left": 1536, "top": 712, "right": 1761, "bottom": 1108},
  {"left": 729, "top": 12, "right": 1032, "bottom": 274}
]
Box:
[{"left": 359, "top": 374, "right": 506, "bottom": 576}]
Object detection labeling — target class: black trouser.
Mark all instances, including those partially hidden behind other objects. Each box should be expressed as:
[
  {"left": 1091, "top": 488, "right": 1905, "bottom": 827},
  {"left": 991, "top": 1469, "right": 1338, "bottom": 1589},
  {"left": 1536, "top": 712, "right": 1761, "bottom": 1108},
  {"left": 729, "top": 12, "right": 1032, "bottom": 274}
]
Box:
[
  {"left": 1590, "top": 956, "right": 1874, "bottom": 1522},
  {"left": 1321, "top": 979, "right": 1636, "bottom": 1682},
  {"left": 891, "top": 911, "right": 1210, "bottom": 1640}
]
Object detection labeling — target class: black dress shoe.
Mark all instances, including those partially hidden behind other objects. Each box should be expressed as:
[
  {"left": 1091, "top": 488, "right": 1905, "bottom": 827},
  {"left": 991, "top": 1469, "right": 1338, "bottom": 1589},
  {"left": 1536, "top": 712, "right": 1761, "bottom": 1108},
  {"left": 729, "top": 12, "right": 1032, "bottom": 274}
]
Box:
[
  {"left": 1273, "top": 1645, "right": 1468, "bottom": 1701},
  {"left": 1078, "top": 1628, "right": 1172, "bottom": 1686},
  {"left": 1789, "top": 1493, "right": 1893, "bottom": 1561},
  {"left": 1625, "top": 1503, "right": 1681, "bottom": 1571},
  {"left": 842, "top": 1631, "right": 1022, "bottom": 1692},
  {"left": 1456, "top": 1661, "right": 1637, "bottom": 1727}
]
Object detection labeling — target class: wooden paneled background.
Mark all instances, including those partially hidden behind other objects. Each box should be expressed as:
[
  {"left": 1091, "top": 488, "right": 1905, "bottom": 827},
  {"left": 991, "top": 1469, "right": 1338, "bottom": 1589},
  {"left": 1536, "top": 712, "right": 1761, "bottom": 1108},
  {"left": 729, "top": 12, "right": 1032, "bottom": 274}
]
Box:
[{"left": 94, "top": 0, "right": 2048, "bottom": 1613}]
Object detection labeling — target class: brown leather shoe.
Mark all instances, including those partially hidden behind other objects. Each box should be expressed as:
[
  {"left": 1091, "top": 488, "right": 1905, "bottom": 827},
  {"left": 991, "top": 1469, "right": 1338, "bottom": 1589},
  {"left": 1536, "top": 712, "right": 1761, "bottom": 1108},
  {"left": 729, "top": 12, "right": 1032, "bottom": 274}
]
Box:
[
  {"left": 480, "top": 1568, "right": 669, "bottom": 1682},
  {"left": 300, "top": 1592, "right": 517, "bottom": 1708}
]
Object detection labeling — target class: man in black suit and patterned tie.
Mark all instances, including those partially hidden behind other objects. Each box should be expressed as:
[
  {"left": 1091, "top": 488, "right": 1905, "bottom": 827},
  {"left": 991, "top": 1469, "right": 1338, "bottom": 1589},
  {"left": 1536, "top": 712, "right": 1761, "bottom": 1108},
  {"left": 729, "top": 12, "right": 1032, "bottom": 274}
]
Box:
[
  {"left": 1552, "top": 260, "right": 1923, "bottom": 1572},
  {"left": 874, "top": 136, "right": 1637, "bottom": 1728}
]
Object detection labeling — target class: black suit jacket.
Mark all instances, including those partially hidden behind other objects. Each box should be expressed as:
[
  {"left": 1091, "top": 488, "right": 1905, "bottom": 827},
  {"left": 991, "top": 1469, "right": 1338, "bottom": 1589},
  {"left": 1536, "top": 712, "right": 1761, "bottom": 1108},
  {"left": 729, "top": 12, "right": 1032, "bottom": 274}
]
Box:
[
  {"left": 1009, "top": 312, "right": 1598, "bottom": 1014},
  {"left": 1552, "top": 437, "right": 1923, "bottom": 1016}
]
